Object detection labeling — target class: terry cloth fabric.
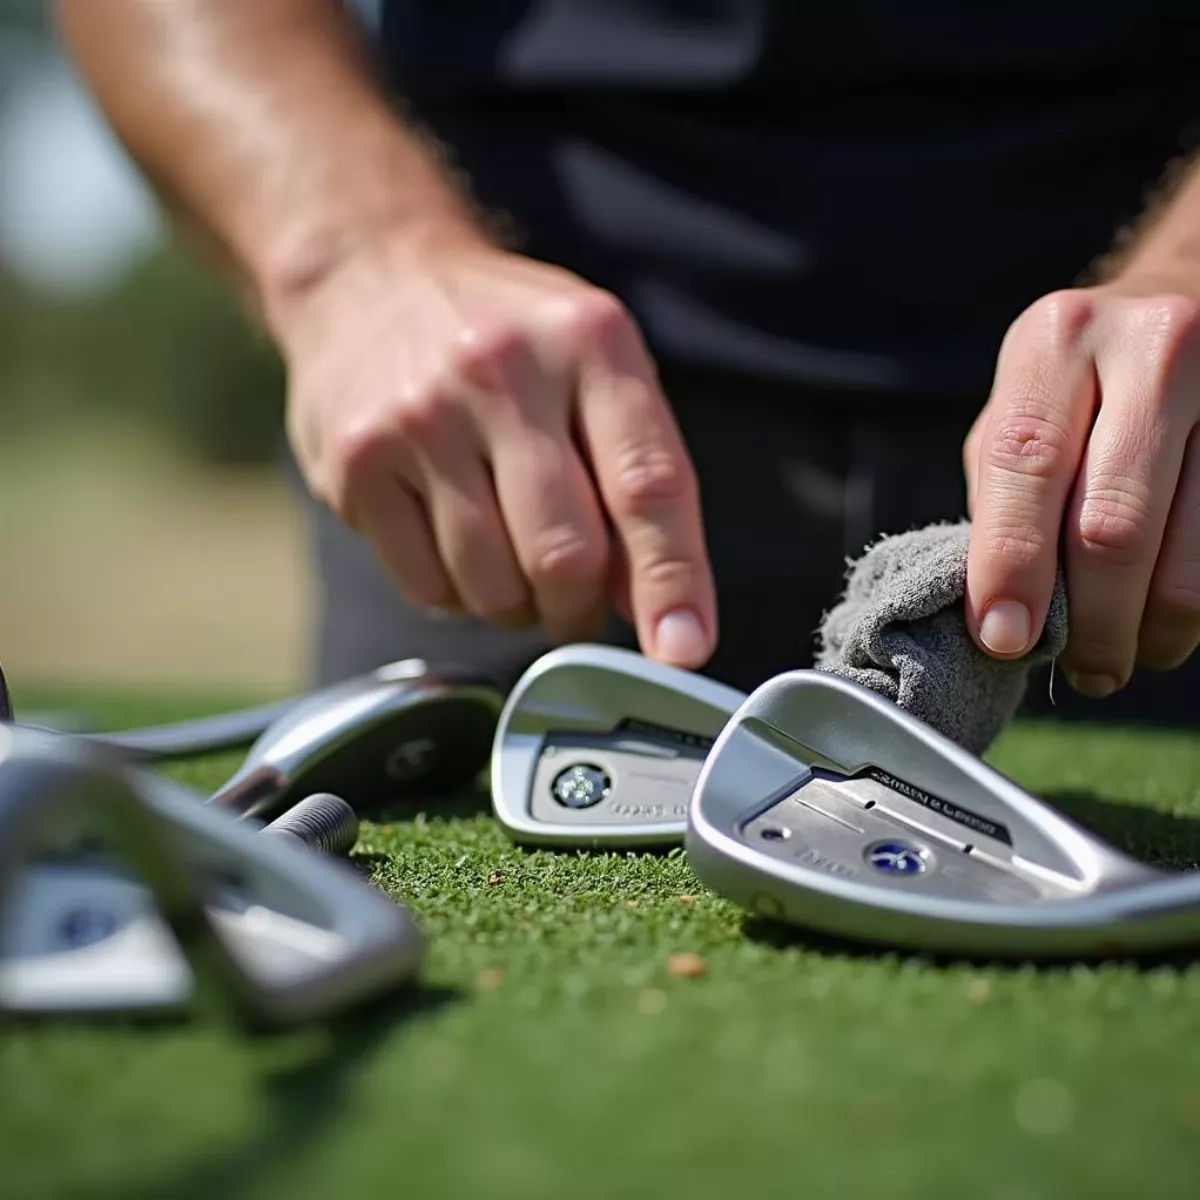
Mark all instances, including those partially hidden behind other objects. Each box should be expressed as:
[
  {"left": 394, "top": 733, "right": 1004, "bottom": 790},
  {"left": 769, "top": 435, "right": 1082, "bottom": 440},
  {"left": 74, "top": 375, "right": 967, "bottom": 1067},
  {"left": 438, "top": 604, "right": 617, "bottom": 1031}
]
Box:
[{"left": 815, "top": 520, "right": 1069, "bottom": 755}]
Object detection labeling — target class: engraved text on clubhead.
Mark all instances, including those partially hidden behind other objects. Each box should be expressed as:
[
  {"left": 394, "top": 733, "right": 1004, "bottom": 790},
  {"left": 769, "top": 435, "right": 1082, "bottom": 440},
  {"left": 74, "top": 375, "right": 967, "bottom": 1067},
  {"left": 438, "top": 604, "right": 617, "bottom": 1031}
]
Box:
[
  {"left": 530, "top": 732, "right": 703, "bottom": 826},
  {"left": 741, "top": 775, "right": 1071, "bottom": 904}
]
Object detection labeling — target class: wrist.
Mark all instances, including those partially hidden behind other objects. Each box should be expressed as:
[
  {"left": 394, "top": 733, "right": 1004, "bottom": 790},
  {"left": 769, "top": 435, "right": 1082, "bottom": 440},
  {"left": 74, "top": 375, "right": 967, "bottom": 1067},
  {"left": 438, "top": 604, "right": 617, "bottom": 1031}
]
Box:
[
  {"left": 252, "top": 124, "right": 491, "bottom": 340},
  {"left": 260, "top": 204, "right": 479, "bottom": 335},
  {"left": 1095, "top": 259, "right": 1200, "bottom": 303},
  {"left": 1090, "top": 157, "right": 1200, "bottom": 300}
]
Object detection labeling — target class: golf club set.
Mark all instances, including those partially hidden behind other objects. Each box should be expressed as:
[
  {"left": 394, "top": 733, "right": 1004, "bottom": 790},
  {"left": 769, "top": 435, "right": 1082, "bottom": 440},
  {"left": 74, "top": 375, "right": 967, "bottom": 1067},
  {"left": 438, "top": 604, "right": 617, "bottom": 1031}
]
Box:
[
  {"left": 3, "top": 643, "right": 1199, "bottom": 1027},
  {"left": 0, "top": 659, "right": 499, "bottom": 1025}
]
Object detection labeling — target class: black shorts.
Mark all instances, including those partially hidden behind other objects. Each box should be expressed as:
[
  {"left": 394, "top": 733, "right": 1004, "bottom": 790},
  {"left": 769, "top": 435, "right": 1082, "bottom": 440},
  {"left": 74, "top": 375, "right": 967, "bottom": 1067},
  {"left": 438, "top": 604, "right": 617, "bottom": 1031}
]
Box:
[{"left": 291, "top": 369, "right": 1198, "bottom": 728}]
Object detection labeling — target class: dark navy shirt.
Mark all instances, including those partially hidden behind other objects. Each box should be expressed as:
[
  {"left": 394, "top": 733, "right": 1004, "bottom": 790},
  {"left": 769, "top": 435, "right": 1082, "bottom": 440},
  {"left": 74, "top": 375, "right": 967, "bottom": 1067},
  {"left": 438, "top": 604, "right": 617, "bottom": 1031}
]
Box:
[{"left": 375, "top": 2, "right": 1200, "bottom": 401}]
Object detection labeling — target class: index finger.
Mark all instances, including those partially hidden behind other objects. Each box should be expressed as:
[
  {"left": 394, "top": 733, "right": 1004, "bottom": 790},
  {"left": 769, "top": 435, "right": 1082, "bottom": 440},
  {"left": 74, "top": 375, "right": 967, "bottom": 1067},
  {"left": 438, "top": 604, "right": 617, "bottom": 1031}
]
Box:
[
  {"left": 572, "top": 301, "right": 717, "bottom": 669},
  {"left": 966, "top": 296, "right": 1096, "bottom": 658}
]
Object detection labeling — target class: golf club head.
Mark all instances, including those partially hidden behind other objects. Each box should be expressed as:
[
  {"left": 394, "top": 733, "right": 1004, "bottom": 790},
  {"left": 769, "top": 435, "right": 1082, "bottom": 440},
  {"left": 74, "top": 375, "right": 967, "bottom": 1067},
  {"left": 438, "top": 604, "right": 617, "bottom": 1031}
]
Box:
[
  {"left": 0, "top": 663, "right": 10, "bottom": 722},
  {"left": 0, "top": 725, "right": 425, "bottom": 1023},
  {"left": 686, "top": 669, "right": 1200, "bottom": 959},
  {"left": 491, "top": 644, "right": 745, "bottom": 847},
  {"left": 208, "top": 659, "right": 504, "bottom": 820},
  {"left": 1, "top": 657, "right": 497, "bottom": 765}
]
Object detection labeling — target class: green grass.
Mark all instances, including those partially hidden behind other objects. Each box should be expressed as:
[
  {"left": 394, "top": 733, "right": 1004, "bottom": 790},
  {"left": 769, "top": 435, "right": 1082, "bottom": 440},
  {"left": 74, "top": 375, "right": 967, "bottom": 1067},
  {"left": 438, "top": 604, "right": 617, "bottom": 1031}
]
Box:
[{"left": 4, "top": 695, "right": 1200, "bottom": 1200}]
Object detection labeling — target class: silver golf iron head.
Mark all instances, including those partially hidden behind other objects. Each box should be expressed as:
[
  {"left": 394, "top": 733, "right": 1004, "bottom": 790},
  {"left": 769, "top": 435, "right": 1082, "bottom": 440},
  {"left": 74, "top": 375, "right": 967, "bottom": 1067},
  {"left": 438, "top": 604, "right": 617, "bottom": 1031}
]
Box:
[
  {"left": 0, "top": 725, "right": 425, "bottom": 1023},
  {"left": 208, "top": 659, "right": 504, "bottom": 821},
  {"left": 0, "top": 657, "right": 501, "bottom": 768},
  {"left": 686, "top": 669, "right": 1200, "bottom": 960},
  {"left": 491, "top": 644, "right": 745, "bottom": 847}
]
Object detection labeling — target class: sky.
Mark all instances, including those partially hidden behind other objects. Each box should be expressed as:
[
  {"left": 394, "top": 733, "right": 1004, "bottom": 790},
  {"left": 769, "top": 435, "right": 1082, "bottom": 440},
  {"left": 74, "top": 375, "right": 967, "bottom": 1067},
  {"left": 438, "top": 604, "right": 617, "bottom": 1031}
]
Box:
[
  {"left": 0, "top": 0, "right": 380, "bottom": 298},
  {"left": 0, "top": 42, "right": 161, "bottom": 296}
]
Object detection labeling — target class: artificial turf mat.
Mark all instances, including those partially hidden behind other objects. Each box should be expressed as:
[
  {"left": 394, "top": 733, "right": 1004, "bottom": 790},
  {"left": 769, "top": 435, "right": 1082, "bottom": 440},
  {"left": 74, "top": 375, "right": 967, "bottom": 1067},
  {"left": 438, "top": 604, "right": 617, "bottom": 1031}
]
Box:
[{"left": 3, "top": 694, "right": 1200, "bottom": 1200}]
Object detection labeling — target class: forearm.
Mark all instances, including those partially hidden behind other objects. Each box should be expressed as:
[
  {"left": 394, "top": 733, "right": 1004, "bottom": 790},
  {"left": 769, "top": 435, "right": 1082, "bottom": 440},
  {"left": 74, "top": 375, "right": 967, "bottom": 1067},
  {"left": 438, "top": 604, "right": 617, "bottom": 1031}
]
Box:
[
  {"left": 54, "top": 0, "right": 481, "bottom": 316},
  {"left": 1092, "top": 150, "right": 1200, "bottom": 294}
]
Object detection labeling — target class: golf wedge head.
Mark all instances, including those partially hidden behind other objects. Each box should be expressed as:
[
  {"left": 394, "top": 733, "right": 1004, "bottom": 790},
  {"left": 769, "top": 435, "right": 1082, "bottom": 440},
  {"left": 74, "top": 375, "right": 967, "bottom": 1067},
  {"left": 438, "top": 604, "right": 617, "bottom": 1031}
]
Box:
[
  {"left": 491, "top": 644, "right": 745, "bottom": 848},
  {"left": 208, "top": 659, "right": 504, "bottom": 820},
  {"left": 686, "top": 669, "right": 1200, "bottom": 960},
  {"left": 0, "top": 725, "right": 425, "bottom": 1024}
]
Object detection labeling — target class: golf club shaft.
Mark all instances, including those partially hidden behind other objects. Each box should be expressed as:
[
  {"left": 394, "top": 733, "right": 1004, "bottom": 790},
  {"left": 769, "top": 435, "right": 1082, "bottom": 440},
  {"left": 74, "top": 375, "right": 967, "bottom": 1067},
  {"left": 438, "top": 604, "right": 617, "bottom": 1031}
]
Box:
[{"left": 77, "top": 698, "right": 299, "bottom": 762}]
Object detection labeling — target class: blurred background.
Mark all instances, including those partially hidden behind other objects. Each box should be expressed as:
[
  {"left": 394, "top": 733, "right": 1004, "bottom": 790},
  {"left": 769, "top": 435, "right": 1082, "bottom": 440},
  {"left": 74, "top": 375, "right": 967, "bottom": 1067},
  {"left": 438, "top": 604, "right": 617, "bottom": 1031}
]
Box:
[{"left": 0, "top": 0, "right": 312, "bottom": 698}]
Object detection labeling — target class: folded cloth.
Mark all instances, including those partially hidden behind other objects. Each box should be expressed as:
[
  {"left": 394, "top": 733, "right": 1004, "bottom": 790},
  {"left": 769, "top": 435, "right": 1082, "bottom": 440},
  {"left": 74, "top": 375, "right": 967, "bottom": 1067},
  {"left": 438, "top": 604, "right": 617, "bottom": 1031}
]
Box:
[{"left": 815, "top": 520, "right": 1068, "bottom": 755}]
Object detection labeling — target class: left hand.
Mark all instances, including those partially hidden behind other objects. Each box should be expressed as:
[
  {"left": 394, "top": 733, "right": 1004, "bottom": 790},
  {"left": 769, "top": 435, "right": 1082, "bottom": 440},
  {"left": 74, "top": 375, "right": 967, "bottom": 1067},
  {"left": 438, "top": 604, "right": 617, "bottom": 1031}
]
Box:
[{"left": 964, "top": 279, "right": 1200, "bottom": 698}]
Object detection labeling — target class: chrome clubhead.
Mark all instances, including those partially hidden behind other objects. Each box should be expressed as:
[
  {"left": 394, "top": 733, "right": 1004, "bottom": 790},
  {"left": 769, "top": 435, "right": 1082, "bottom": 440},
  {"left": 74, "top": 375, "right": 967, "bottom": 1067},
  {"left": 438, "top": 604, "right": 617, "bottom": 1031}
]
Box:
[
  {"left": 491, "top": 644, "right": 745, "bottom": 847},
  {"left": 687, "top": 669, "right": 1200, "bottom": 959},
  {"left": 0, "top": 725, "right": 425, "bottom": 1023},
  {"left": 209, "top": 659, "right": 504, "bottom": 820},
  {"left": 2, "top": 657, "right": 500, "bottom": 769}
]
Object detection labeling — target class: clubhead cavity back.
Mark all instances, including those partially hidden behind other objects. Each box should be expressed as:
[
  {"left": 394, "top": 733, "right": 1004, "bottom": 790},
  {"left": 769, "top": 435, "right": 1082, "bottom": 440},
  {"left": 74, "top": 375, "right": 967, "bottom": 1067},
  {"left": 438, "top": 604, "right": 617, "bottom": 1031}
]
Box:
[
  {"left": 687, "top": 669, "right": 1200, "bottom": 960},
  {"left": 207, "top": 660, "right": 504, "bottom": 820},
  {"left": 0, "top": 725, "right": 424, "bottom": 1023},
  {"left": 6, "top": 661, "right": 502, "bottom": 806},
  {"left": 491, "top": 644, "right": 745, "bottom": 847}
]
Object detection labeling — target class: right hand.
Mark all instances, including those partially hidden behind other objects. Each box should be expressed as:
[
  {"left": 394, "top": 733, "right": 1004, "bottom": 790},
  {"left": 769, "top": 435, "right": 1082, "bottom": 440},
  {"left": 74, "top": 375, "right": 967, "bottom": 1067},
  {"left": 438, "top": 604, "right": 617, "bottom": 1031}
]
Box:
[{"left": 271, "top": 227, "right": 718, "bottom": 668}]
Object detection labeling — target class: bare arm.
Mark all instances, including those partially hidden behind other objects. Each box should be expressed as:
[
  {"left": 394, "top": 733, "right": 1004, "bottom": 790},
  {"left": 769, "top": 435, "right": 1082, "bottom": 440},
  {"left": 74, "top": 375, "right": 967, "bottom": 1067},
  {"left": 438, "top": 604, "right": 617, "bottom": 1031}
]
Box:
[
  {"left": 1089, "top": 152, "right": 1200, "bottom": 294},
  {"left": 54, "top": 0, "right": 481, "bottom": 318},
  {"left": 54, "top": 0, "right": 719, "bottom": 670}
]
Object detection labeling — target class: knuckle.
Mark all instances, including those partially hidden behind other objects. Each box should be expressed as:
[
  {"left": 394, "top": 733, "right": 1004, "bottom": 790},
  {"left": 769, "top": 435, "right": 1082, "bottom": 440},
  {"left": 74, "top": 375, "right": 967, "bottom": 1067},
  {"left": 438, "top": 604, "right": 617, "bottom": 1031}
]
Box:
[
  {"left": 1128, "top": 294, "right": 1200, "bottom": 409},
  {"left": 328, "top": 417, "right": 392, "bottom": 476},
  {"left": 319, "top": 419, "right": 392, "bottom": 518},
  {"left": 633, "top": 554, "right": 703, "bottom": 594},
  {"left": 450, "top": 323, "right": 527, "bottom": 387},
  {"left": 981, "top": 523, "right": 1049, "bottom": 573},
  {"left": 1138, "top": 293, "right": 1200, "bottom": 343},
  {"left": 1024, "top": 289, "right": 1096, "bottom": 352},
  {"left": 449, "top": 534, "right": 530, "bottom": 619},
  {"left": 1075, "top": 485, "right": 1155, "bottom": 564},
  {"left": 611, "top": 447, "right": 693, "bottom": 517},
  {"left": 393, "top": 385, "right": 452, "bottom": 440},
  {"left": 550, "top": 288, "right": 629, "bottom": 345},
  {"left": 984, "top": 416, "right": 1073, "bottom": 481},
  {"left": 527, "top": 528, "right": 606, "bottom": 586}
]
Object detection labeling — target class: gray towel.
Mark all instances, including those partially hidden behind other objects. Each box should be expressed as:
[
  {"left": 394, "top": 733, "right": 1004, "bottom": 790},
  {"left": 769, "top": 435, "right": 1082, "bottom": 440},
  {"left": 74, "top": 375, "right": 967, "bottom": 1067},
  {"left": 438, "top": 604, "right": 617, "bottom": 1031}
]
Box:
[{"left": 815, "top": 520, "right": 1068, "bottom": 755}]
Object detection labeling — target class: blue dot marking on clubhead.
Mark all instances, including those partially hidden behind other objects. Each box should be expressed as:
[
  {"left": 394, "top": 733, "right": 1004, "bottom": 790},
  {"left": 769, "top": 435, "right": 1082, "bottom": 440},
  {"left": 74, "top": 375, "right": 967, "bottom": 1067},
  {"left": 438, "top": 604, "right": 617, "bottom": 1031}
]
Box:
[
  {"left": 58, "top": 905, "right": 120, "bottom": 949},
  {"left": 865, "top": 841, "right": 927, "bottom": 876}
]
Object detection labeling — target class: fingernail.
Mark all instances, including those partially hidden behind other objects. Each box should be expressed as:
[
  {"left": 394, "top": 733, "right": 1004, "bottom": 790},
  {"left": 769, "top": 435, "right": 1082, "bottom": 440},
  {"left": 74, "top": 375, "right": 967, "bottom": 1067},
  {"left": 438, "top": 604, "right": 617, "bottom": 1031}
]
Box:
[
  {"left": 654, "top": 609, "right": 708, "bottom": 666},
  {"left": 1068, "top": 672, "right": 1118, "bottom": 699},
  {"left": 978, "top": 601, "right": 1032, "bottom": 656}
]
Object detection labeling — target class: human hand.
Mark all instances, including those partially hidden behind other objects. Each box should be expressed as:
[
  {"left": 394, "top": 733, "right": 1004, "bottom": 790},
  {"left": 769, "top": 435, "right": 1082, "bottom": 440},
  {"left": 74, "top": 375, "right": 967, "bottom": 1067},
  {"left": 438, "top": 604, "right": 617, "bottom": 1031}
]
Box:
[
  {"left": 964, "top": 282, "right": 1200, "bottom": 697},
  {"left": 272, "top": 228, "right": 717, "bottom": 668}
]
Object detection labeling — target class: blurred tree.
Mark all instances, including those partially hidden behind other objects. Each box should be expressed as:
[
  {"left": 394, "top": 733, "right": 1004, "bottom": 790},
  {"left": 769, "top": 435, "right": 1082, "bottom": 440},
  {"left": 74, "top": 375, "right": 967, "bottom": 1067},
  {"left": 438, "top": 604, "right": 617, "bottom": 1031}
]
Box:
[
  {"left": 0, "top": 241, "right": 287, "bottom": 467},
  {"left": 0, "top": 1, "right": 46, "bottom": 34},
  {"left": 0, "top": 5, "right": 287, "bottom": 467}
]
